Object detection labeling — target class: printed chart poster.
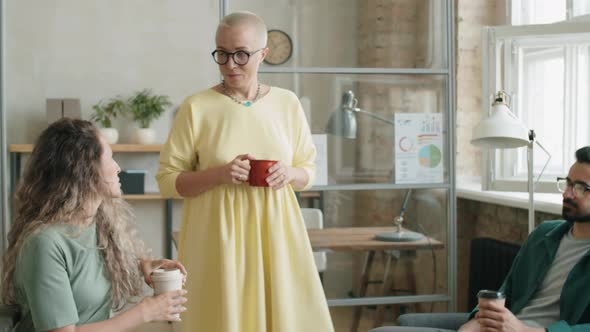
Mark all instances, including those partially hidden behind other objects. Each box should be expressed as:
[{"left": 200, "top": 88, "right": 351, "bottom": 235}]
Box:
[{"left": 394, "top": 113, "right": 443, "bottom": 184}]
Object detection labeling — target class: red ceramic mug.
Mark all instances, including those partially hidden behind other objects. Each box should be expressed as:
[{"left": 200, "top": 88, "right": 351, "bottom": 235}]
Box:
[{"left": 249, "top": 160, "right": 278, "bottom": 187}]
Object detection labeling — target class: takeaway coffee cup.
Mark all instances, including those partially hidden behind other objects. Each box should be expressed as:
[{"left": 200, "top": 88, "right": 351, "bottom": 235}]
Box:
[
  {"left": 477, "top": 289, "right": 506, "bottom": 307},
  {"left": 152, "top": 268, "right": 183, "bottom": 296},
  {"left": 248, "top": 160, "right": 278, "bottom": 187},
  {"left": 151, "top": 268, "right": 183, "bottom": 318}
]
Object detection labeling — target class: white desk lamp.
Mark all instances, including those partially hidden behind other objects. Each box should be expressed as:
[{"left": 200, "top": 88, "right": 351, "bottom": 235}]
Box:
[
  {"left": 326, "top": 91, "right": 425, "bottom": 242},
  {"left": 471, "top": 91, "right": 550, "bottom": 234}
]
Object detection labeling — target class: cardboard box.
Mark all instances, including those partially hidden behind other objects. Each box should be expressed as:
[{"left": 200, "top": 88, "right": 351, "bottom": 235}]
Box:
[
  {"left": 46, "top": 99, "right": 63, "bottom": 124},
  {"left": 118, "top": 170, "right": 146, "bottom": 195},
  {"left": 46, "top": 98, "right": 82, "bottom": 124},
  {"left": 63, "top": 98, "right": 81, "bottom": 119}
]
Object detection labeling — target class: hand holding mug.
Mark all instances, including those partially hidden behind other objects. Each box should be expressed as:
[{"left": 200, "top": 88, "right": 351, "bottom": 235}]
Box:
[
  {"left": 139, "top": 288, "right": 187, "bottom": 322},
  {"left": 265, "top": 161, "right": 293, "bottom": 190},
  {"left": 149, "top": 268, "right": 186, "bottom": 320},
  {"left": 475, "top": 290, "right": 529, "bottom": 332},
  {"left": 476, "top": 303, "right": 527, "bottom": 332},
  {"left": 223, "top": 154, "right": 252, "bottom": 184}
]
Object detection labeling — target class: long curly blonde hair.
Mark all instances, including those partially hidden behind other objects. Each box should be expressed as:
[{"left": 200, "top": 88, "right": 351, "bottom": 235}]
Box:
[{"left": 2, "top": 118, "right": 146, "bottom": 310}]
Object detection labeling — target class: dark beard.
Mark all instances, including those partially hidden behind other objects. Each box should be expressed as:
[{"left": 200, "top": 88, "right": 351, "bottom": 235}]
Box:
[{"left": 562, "top": 198, "right": 590, "bottom": 223}]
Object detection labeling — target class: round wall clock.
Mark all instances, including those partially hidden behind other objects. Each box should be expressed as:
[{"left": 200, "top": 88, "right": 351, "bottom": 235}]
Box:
[{"left": 264, "top": 29, "right": 293, "bottom": 65}]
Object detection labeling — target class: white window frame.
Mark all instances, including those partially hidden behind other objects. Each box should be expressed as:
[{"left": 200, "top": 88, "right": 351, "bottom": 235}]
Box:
[
  {"left": 481, "top": 21, "right": 590, "bottom": 193},
  {"left": 509, "top": 0, "right": 590, "bottom": 25}
]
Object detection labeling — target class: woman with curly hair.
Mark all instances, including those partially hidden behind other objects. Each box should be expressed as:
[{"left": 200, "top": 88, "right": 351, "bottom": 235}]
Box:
[{"left": 2, "top": 118, "right": 188, "bottom": 332}]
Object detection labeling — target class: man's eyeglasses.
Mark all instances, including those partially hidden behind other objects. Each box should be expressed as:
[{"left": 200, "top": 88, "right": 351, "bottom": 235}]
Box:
[
  {"left": 211, "top": 49, "right": 263, "bottom": 65},
  {"left": 556, "top": 177, "right": 590, "bottom": 197}
]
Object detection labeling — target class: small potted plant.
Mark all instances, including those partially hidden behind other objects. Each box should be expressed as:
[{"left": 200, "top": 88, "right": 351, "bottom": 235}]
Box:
[
  {"left": 91, "top": 97, "right": 126, "bottom": 144},
  {"left": 127, "top": 89, "right": 172, "bottom": 144}
]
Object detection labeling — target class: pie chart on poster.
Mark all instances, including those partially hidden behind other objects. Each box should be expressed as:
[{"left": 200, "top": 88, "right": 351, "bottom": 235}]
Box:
[{"left": 419, "top": 144, "right": 442, "bottom": 168}]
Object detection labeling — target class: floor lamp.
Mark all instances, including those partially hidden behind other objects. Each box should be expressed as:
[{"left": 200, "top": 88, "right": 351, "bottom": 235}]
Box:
[
  {"left": 326, "top": 90, "right": 425, "bottom": 241},
  {"left": 471, "top": 91, "right": 550, "bottom": 234}
]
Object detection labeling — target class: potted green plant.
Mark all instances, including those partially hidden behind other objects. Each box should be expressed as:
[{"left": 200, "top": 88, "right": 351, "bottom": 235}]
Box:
[
  {"left": 91, "top": 97, "right": 126, "bottom": 144},
  {"left": 127, "top": 89, "right": 172, "bottom": 144}
]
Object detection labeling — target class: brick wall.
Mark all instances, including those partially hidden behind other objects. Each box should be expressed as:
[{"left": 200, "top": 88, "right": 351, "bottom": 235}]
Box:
[{"left": 456, "top": 0, "right": 505, "bottom": 177}]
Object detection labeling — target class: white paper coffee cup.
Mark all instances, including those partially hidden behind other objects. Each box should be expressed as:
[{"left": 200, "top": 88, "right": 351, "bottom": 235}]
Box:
[
  {"left": 477, "top": 289, "right": 506, "bottom": 307},
  {"left": 151, "top": 268, "right": 183, "bottom": 319}
]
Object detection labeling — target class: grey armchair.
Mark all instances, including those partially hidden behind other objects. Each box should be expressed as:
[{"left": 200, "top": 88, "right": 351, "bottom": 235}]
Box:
[{"left": 369, "top": 312, "right": 469, "bottom": 331}]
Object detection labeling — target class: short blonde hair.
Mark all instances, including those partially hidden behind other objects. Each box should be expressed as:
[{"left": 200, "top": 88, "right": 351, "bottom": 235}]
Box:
[{"left": 217, "top": 11, "right": 268, "bottom": 48}]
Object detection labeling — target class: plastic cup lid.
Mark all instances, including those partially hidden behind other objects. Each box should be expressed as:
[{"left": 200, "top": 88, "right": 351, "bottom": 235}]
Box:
[
  {"left": 477, "top": 289, "right": 505, "bottom": 299},
  {"left": 151, "top": 268, "right": 182, "bottom": 281}
]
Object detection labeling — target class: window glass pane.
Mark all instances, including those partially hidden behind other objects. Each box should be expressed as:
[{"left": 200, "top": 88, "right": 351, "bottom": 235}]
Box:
[
  {"left": 260, "top": 73, "right": 448, "bottom": 185},
  {"left": 485, "top": 22, "right": 590, "bottom": 191},
  {"left": 573, "top": 0, "right": 590, "bottom": 17},
  {"left": 230, "top": 0, "right": 448, "bottom": 69},
  {"left": 576, "top": 45, "right": 590, "bottom": 151},
  {"left": 513, "top": 0, "right": 566, "bottom": 25},
  {"left": 519, "top": 46, "right": 564, "bottom": 176}
]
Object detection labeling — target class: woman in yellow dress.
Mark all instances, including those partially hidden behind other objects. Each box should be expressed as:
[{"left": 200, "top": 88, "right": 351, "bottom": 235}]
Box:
[{"left": 156, "top": 11, "right": 334, "bottom": 332}]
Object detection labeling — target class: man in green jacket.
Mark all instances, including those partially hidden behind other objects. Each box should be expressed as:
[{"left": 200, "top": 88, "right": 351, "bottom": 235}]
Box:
[{"left": 460, "top": 146, "right": 590, "bottom": 332}]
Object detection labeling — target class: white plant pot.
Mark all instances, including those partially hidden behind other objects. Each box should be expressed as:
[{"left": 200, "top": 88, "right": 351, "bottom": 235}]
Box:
[
  {"left": 99, "top": 127, "right": 119, "bottom": 144},
  {"left": 133, "top": 127, "right": 156, "bottom": 144}
]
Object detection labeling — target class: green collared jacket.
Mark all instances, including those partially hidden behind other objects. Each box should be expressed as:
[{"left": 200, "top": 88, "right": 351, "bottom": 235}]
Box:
[{"left": 471, "top": 220, "right": 590, "bottom": 332}]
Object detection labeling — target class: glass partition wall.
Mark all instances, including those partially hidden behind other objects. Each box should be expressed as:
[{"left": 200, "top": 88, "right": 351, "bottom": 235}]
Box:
[{"left": 223, "top": 0, "right": 456, "bottom": 329}]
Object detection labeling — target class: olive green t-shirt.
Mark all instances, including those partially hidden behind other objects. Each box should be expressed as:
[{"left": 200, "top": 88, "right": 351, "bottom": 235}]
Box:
[{"left": 14, "top": 223, "right": 112, "bottom": 331}]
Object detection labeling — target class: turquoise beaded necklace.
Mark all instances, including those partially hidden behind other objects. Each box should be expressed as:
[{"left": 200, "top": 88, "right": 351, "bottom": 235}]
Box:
[{"left": 222, "top": 81, "right": 260, "bottom": 107}]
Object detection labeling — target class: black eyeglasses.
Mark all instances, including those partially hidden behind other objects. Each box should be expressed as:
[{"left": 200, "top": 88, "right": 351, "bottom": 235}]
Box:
[
  {"left": 557, "top": 177, "right": 590, "bottom": 197},
  {"left": 211, "top": 49, "right": 263, "bottom": 65}
]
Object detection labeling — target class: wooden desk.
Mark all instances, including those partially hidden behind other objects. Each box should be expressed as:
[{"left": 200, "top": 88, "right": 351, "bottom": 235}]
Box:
[
  {"left": 172, "top": 227, "right": 442, "bottom": 253},
  {"left": 307, "top": 226, "right": 442, "bottom": 252},
  {"left": 309, "top": 227, "right": 443, "bottom": 331}
]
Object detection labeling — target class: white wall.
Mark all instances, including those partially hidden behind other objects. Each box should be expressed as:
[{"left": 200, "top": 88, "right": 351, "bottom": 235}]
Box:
[
  {"left": 7, "top": 0, "right": 221, "bottom": 144},
  {"left": 6, "top": 0, "right": 220, "bottom": 257}
]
